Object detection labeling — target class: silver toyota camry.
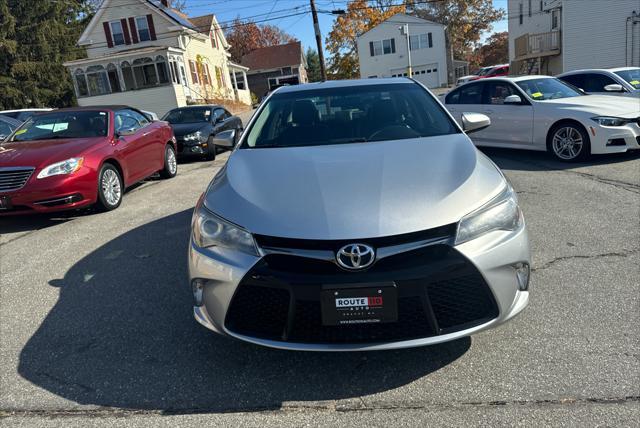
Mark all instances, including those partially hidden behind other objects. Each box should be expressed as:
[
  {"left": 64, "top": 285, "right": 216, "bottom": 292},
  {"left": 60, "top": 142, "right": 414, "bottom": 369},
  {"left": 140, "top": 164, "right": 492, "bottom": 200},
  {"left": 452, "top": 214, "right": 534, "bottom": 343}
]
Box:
[{"left": 189, "top": 78, "right": 531, "bottom": 351}]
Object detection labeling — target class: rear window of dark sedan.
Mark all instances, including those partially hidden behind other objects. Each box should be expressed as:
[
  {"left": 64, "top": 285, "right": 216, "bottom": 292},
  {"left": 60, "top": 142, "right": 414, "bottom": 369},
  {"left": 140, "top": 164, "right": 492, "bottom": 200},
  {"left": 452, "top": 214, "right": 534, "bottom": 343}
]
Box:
[
  {"left": 10, "top": 111, "right": 108, "bottom": 142},
  {"left": 243, "top": 83, "right": 460, "bottom": 148}
]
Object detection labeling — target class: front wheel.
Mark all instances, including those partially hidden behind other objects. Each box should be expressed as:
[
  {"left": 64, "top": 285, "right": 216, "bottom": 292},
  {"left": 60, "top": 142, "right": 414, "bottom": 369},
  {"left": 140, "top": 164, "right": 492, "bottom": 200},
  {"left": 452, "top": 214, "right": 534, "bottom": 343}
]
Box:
[
  {"left": 96, "top": 164, "right": 123, "bottom": 211},
  {"left": 160, "top": 144, "right": 177, "bottom": 178},
  {"left": 548, "top": 123, "right": 590, "bottom": 162}
]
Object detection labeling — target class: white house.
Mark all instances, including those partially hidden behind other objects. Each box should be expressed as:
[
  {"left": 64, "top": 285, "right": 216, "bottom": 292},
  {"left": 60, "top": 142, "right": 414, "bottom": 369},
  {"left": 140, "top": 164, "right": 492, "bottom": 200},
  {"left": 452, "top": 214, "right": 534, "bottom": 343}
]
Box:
[
  {"left": 508, "top": 0, "right": 640, "bottom": 75},
  {"left": 356, "top": 14, "right": 449, "bottom": 88},
  {"left": 63, "top": 0, "right": 251, "bottom": 117}
]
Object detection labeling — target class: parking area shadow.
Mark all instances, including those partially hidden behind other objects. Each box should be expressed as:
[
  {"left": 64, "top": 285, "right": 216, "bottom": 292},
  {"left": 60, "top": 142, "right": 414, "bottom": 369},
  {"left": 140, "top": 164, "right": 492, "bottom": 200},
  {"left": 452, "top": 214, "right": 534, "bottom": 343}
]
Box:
[
  {"left": 0, "top": 210, "right": 92, "bottom": 235},
  {"left": 479, "top": 146, "right": 640, "bottom": 171},
  {"left": 18, "top": 209, "right": 469, "bottom": 412}
]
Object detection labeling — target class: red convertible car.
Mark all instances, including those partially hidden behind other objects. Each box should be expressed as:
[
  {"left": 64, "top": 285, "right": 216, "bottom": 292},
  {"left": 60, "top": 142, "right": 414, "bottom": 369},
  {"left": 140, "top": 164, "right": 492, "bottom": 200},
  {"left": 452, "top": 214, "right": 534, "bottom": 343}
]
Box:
[{"left": 0, "top": 106, "right": 177, "bottom": 215}]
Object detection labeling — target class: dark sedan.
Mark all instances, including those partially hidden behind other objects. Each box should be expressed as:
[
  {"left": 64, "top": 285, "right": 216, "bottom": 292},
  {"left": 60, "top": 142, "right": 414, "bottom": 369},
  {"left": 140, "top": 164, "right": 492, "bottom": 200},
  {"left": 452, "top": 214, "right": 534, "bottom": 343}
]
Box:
[{"left": 162, "top": 105, "right": 243, "bottom": 160}]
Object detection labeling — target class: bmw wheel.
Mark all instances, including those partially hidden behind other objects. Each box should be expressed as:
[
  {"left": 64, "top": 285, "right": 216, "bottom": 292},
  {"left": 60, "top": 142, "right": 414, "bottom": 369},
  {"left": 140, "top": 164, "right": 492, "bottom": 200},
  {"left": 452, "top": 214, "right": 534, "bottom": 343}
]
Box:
[
  {"left": 97, "top": 163, "right": 123, "bottom": 211},
  {"left": 548, "top": 123, "right": 590, "bottom": 162}
]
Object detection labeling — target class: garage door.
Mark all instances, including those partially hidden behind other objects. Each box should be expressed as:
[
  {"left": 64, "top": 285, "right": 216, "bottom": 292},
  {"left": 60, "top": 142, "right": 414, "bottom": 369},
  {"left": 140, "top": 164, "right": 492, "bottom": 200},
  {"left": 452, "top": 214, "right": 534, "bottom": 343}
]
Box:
[{"left": 392, "top": 63, "right": 440, "bottom": 88}]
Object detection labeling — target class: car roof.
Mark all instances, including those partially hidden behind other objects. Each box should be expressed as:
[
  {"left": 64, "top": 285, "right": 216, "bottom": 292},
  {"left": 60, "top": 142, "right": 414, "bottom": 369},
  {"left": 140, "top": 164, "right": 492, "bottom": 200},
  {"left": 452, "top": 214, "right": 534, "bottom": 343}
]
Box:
[
  {"left": 0, "top": 108, "right": 52, "bottom": 113},
  {"left": 559, "top": 67, "right": 639, "bottom": 75},
  {"left": 169, "top": 105, "right": 224, "bottom": 110},
  {"left": 274, "top": 78, "right": 416, "bottom": 94},
  {"left": 42, "top": 105, "right": 139, "bottom": 113},
  {"left": 462, "top": 75, "right": 554, "bottom": 83}
]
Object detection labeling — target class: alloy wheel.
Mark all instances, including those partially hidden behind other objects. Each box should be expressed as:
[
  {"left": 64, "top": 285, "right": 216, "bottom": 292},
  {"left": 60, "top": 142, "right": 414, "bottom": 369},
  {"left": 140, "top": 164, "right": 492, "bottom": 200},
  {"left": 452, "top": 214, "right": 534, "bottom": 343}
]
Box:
[
  {"left": 167, "top": 147, "right": 177, "bottom": 174},
  {"left": 101, "top": 169, "right": 121, "bottom": 206},
  {"left": 552, "top": 126, "right": 583, "bottom": 160}
]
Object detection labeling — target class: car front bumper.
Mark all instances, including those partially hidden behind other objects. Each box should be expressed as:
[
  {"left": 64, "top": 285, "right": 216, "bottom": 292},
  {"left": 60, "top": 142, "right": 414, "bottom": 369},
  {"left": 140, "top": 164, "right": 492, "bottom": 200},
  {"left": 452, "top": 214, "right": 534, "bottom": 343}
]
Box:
[
  {"left": 189, "top": 223, "right": 531, "bottom": 351},
  {"left": 589, "top": 121, "right": 640, "bottom": 154},
  {"left": 0, "top": 168, "right": 97, "bottom": 215}
]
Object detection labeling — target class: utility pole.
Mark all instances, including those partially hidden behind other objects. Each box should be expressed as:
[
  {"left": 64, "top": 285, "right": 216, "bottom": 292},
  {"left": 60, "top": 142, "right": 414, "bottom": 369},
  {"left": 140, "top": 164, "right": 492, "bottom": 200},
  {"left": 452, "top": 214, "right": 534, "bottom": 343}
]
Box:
[
  {"left": 310, "top": 0, "right": 327, "bottom": 81},
  {"left": 400, "top": 24, "right": 412, "bottom": 77}
]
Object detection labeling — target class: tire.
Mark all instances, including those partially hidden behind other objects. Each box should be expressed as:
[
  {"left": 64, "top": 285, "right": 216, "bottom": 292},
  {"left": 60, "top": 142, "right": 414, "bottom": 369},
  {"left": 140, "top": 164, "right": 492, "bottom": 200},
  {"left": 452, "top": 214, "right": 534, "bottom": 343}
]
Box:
[
  {"left": 96, "top": 163, "right": 123, "bottom": 211},
  {"left": 547, "top": 122, "right": 591, "bottom": 162},
  {"left": 160, "top": 144, "right": 178, "bottom": 179},
  {"left": 204, "top": 136, "right": 216, "bottom": 161}
]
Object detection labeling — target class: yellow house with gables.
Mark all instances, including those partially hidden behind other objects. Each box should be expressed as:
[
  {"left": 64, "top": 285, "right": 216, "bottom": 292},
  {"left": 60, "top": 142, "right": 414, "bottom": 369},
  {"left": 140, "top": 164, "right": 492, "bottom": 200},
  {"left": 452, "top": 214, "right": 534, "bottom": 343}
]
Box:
[{"left": 64, "top": 0, "right": 251, "bottom": 117}]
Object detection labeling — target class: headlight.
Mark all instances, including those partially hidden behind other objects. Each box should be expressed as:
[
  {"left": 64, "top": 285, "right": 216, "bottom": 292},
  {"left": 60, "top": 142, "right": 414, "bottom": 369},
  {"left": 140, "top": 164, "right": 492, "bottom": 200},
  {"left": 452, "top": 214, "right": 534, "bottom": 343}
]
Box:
[
  {"left": 192, "top": 202, "right": 258, "bottom": 256},
  {"left": 36, "top": 157, "right": 84, "bottom": 179},
  {"left": 183, "top": 131, "right": 203, "bottom": 142},
  {"left": 455, "top": 184, "right": 522, "bottom": 245},
  {"left": 591, "top": 116, "right": 628, "bottom": 126}
]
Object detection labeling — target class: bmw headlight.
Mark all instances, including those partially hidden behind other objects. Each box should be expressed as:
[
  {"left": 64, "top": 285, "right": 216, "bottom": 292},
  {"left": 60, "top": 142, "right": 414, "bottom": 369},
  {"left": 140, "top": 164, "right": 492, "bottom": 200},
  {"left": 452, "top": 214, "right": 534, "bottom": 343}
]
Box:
[
  {"left": 591, "top": 116, "right": 628, "bottom": 127},
  {"left": 36, "top": 157, "right": 84, "bottom": 179},
  {"left": 192, "top": 201, "right": 258, "bottom": 256},
  {"left": 183, "top": 131, "right": 204, "bottom": 142},
  {"left": 455, "top": 184, "right": 522, "bottom": 245}
]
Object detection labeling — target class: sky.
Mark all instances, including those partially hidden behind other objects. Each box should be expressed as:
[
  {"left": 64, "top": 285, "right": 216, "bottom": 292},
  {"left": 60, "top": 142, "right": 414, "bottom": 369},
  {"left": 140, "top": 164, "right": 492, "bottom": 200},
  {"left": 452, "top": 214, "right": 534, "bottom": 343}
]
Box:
[{"left": 183, "top": 0, "right": 509, "bottom": 54}]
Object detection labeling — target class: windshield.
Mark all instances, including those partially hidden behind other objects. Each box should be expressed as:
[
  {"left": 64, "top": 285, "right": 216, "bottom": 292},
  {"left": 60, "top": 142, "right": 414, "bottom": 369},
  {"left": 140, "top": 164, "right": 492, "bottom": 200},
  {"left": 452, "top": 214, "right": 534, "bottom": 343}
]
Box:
[
  {"left": 242, "top": 83, "right": 460, "bottom": 149},
  {"left": 613, "top": 69, "right": 640, "bottom": 89},
  {"left": 516, "top": 78, "right": 583, "bottom": 100},
  {"left": 9, "top": 111, "right": 108, "bottom": 142},
  {"left": 163, "top": 107, "right": 211, "bottom": 124}
]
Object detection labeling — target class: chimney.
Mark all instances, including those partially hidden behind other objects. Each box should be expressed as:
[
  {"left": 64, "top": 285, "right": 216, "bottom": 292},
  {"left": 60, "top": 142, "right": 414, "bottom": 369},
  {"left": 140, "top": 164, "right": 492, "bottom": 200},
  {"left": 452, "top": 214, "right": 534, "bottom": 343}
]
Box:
[{"left": 161, "top": 0, "right": 170, "bottom": 7}]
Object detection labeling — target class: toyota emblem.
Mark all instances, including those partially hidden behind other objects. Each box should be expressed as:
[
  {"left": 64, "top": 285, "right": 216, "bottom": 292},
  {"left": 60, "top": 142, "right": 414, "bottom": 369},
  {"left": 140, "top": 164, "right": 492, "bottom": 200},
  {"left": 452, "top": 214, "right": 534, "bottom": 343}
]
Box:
[{"left": 336, "top": 243, "right": 376, "bottom": 270}]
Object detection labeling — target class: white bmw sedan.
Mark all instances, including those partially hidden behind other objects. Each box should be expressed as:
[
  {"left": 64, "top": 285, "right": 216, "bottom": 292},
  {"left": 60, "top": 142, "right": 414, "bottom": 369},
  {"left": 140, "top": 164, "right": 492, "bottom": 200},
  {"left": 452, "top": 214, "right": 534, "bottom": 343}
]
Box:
[{"left": 444, "top": 76, "right": 640, "bottom": 161}]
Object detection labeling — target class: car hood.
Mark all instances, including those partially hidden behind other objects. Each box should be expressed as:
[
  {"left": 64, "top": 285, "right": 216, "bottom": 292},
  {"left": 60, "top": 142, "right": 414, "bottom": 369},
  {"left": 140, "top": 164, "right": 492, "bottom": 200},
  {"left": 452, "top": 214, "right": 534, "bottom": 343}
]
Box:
[
  {"left": 170, "top": 123, "right": 209, "bottom": 137},
  {"left": 0, "top": 138, "right": 101, "bottom": 168},
  {"left": 204, "top": 134, "right": 506, "bottom": 240},
  {"left": 541, "top": 95, "right": 640, "bottom": 117}
]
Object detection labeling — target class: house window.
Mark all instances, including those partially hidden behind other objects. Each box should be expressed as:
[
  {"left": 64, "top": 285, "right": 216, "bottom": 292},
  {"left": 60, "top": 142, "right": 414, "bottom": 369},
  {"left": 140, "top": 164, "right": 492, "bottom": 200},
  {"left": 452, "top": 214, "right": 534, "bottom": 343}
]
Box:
[
  {"left": 519, "top": 3, "right": 523, "bottom": 25},
  {"left": 409, "top": 33, "right": 432, "bottom": 50},
  {"left": 232, "top": 72, "right": 245, "bottom": 89},
  {"left": 215, "top": 66, "right": 222, "bottom": 88},
  {"left": 370, "top": 38, "right": 395, "bottom": 56},
  {"left": 155, "top": 56, "right": 169, "bottom": 84},
  {"left": 132, "top": 57, "right": 158, "bottom": 88},
  {"left": 106, "top": 63, "right": 121, "bottom": 92},
  {"left": 169, "top": 61, "right": 180, "bottom": 84},
  {"left": 136, "top": 16, "right": 151, "bottom": 42},
  {"left": 85, "top": 65, "right": 110, "bottom": 96},
  {"left": 110, "top": 20, "right": 125, "bottom": 46},
  {"left": 200, "top": 62, "right": 210, "bottom": 85},
  {"left": 189, "top": 60, "right": 199, "bottom": 84},
  {"left": 281, "top": 66, "right": 292, "bottom": 76},
  {"left": 551, "top": 9, "right": 560, "bottom": 29},
  {"left": 74, "top": 69, "right": 89, "bottom": 97},
  {"left": 528, "top": 0, "right": 532, "bottom": 17},
  {"left": 268, "top": 78, "right": 277, "bottom": 89},
  {"left": 210, "top": 30, "right": 217, "bottom": 48},
  {"left": 120, "top": 61, "right": 135, "bottom": 90}
]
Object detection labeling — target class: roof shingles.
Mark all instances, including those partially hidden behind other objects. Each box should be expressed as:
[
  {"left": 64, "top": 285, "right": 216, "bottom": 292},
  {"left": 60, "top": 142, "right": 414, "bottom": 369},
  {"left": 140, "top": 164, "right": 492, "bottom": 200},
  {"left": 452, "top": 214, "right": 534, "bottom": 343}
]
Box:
[{"left": 240, "top": 41, "right": 303, "bottom": 72}]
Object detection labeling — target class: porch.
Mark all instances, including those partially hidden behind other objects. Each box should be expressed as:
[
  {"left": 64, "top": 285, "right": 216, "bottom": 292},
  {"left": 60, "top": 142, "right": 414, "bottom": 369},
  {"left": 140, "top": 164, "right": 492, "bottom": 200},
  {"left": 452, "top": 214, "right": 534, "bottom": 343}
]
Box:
[{"left": 228, "top": 62, "right": 251, "bottom": 105}]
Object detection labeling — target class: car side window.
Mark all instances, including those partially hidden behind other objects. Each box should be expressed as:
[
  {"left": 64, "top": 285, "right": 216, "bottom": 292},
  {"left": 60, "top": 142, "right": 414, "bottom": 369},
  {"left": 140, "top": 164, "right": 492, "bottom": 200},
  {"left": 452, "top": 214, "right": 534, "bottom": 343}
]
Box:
[
  {"left": 115, "top": 110, "right": 144, "bottom": 134},
  {"left": 560, "top": 74, "right": 584, "bottom": 90},
  {"left": 0, "top": 120, "right": 13, "bottom": 136},
  {"left": 223, "top": 109, "right": 232, "bottom": 119},
  {"left": 127, "top": 109, "right": 150, "bottom": 127},
  {"left": 458, "top": 83, "right": 483, "bottom": 104},
  {"left": 582, "top": 73, "right": 616, "bottom": 92},
  {"left": 213, "top": 108, "right": 225, "bottom": 122},
  {"left": 485, "top": 82, "right": 516, "bottom": 105},
  {"left": 445, "top": 89, "right": 460, "bottom": 104}
]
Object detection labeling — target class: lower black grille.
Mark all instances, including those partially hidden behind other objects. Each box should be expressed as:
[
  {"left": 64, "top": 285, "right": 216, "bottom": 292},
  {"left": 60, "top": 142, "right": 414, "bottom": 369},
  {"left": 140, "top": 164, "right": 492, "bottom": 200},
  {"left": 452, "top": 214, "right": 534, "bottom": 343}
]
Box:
[
  {"left": 0, "top": 167, "right": 34, "bottom": 192},
  {"left": 224, "top": 244, "right": 499, "bottom": 344}
]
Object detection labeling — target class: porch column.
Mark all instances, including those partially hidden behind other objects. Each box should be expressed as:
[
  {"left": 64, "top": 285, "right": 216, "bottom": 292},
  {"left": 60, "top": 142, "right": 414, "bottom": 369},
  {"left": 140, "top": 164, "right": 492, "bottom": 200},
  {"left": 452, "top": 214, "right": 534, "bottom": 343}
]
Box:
[
  {"left": 242, "top": 71, "right": 248, "bottom": 91},
  {"left": 231, "top": 69, "right": 239, "bottom": 100}
]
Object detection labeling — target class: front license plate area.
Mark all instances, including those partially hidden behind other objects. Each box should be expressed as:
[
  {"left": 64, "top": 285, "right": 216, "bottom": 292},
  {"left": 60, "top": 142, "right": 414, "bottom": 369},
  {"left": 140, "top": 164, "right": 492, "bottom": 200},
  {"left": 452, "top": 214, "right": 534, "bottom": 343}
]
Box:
[
  {"left": 321, "top": 282, "right": 398, "bottom": 326},
  {"left": 0, "top": 196, "right": 12, "bottom": 210}
]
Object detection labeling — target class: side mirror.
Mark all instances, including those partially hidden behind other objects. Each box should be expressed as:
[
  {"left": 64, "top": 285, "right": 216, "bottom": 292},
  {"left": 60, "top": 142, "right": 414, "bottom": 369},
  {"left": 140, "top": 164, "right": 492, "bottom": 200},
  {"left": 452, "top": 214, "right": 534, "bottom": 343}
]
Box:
[
  {"left": 211, "top": 129, "right": 236, "bottom": 148},
  {"left": 461, "top": 112, "right": 491, "bottom": 134},
  {"left": 504, "top": 94, "right": 523, "bottom": 104},
  {"left": 215, "top": 116, "right": 224, "bottom": 124},
  {"left": 604, "top": 84, "right": 624, "bottom": 92}
]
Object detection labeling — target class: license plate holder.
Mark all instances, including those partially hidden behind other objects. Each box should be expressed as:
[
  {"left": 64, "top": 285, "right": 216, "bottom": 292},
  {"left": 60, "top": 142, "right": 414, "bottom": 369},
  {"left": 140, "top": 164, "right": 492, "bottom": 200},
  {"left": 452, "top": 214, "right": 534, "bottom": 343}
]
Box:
[
  {"left": 321, "top": 282, "right": 397, "bottom": 326},
  {"left": 0, "top": 196, "right": 12, "bottom": 210}
]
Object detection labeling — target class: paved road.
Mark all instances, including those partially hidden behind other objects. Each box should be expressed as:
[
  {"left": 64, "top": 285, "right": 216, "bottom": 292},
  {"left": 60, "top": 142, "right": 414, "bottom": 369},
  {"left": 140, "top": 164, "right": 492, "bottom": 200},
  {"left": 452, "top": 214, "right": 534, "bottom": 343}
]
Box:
[{"left": 1, "top": 111, "right": 638, "bottom": 426}]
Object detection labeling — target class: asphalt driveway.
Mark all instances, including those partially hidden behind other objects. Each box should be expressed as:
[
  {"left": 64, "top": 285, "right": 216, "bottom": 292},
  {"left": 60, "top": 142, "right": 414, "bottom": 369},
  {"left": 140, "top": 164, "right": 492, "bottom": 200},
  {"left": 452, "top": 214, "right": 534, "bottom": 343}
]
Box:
[{"left": 1, "top": 113, "right": 638, "bottom": 426}]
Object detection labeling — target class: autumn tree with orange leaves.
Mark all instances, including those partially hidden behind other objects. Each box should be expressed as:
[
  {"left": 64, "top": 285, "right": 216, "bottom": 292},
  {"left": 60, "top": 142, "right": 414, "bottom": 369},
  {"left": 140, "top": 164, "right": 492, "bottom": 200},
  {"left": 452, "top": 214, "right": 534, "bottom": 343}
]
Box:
[
  {"left": 224, "top": 18, "right": 297, "bottom": 62},
  {"left": 326, "top": 0, "right": 404, "bottom": 79}
]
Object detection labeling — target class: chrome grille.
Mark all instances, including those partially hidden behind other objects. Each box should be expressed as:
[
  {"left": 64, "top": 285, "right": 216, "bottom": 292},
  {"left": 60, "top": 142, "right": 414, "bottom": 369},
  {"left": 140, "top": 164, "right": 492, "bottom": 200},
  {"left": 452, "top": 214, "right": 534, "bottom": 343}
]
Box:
[{"left": 0, "top": 167, "right": 35, "bottom": 192}]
